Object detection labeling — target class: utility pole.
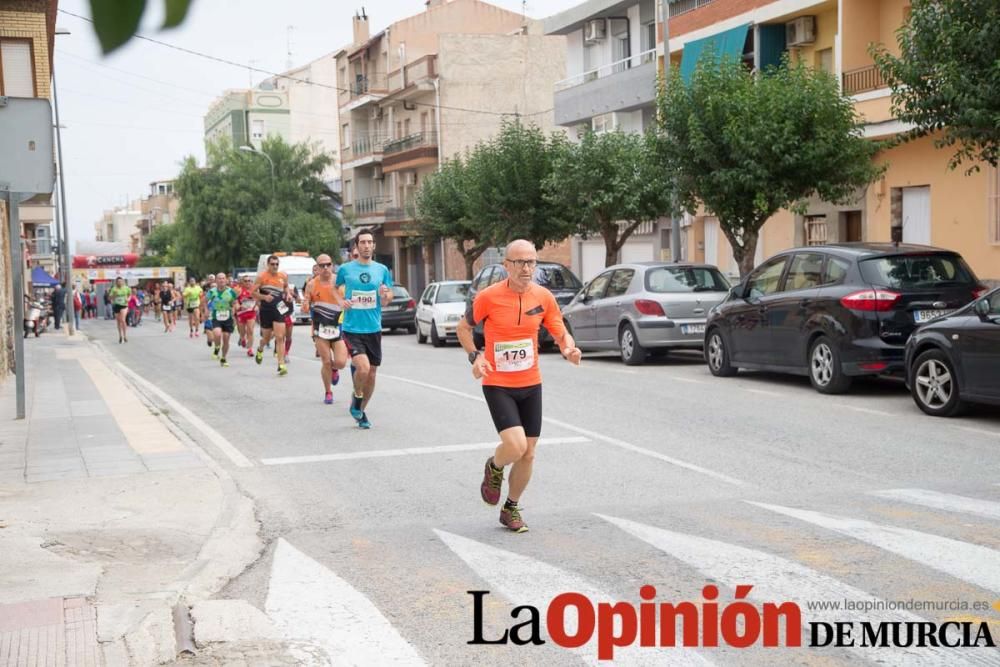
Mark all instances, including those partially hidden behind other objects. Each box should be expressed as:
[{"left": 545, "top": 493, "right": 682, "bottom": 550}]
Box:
[{"left": 664, "top": 1, "right": 682, "bottom": 262}]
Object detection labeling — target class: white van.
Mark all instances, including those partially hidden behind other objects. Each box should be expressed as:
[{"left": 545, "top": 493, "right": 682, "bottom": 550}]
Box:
[{"left": 256, "top": 253, "right": 317, "bottom": 325}]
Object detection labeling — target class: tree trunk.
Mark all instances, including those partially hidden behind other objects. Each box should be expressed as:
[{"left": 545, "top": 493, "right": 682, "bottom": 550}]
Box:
[
  {"left": 463, "top": 253, "right": 476, "bottom": 280},
  {"left": 460, "top": 239, "right": 490, "bottom": 280},
  {"left": 601, "top": 220, "right": 643, "bottom": 268}
]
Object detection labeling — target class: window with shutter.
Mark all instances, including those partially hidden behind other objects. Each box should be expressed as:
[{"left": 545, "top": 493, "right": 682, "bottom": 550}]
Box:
[{"left": 1, "top": 40, "right": 35, "bottom": 97}]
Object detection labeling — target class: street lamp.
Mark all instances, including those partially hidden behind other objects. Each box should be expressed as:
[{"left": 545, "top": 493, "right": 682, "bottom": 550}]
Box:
[
  {"left": 54, "top": 26, "right": 74, "bottom": 334},
  {"left": 239, "top": 144, "right": 275, "bottom": 200}
]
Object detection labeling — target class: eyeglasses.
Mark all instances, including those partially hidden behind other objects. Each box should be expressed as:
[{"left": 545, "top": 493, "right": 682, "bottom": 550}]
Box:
[
  {"left": 505, "top": 259, "right": 537, "bottom": 270},
  {"left": 317, "top": 262, "right": 332, "bottom": 268},
  {"left": 268, "top": 262, "right": 278, "bottom": 267}
]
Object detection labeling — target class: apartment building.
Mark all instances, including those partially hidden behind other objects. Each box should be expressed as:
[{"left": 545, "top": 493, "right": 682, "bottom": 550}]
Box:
[
  {"left": 204, "top": 86, "right": 291, "bottom": 150},
  {"left": 545, "top": 0, "right": 665, "bottom": 281},
  {"left": 131, "top": 180, "right": 180, "bottom": 255},
  {"left": 0, "top": 0, "right": 58, "bottom": 377},
  {"left": 94, "top": 203, "right": 142, "bottom": 245},
  {"left": 268, "top": 52, "right": 343, "bottom": 192},
  {"left": 336, "top": 0, "right": 565, "bottom": 293},
  {"left": 661, "top": 0, "right": 1000, "bottom": 282}
]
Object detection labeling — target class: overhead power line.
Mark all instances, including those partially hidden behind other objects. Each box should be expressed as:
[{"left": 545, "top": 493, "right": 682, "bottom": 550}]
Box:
[{"left": 57, "top": 9, "right": 553, "bottom": 120}]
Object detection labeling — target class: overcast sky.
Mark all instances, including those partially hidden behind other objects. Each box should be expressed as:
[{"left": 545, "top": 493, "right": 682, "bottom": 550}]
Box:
[{"left": 54, "top": 0, "right": 580, "bottom": 249}]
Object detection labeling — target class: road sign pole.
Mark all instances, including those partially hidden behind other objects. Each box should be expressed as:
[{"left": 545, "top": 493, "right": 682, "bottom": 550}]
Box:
[{"left": 5, "top": 191, "right": 28, "bottom": 419}]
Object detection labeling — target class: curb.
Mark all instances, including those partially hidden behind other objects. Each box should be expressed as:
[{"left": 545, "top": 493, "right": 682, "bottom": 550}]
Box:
[{"left": 88, "top": 338, "right": 265, "bottom": 664}]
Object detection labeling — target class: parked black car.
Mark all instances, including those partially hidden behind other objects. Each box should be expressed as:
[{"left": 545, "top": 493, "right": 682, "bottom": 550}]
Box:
[
  {"left": 467, "top": 261, "right": 583, "bottom": 349},
  {"left": 904, "top": 286, "right": 1000, "bottom": 416},
  {"left": 381, "top": 285, "right": 417, "bottom": 334},
  {"left": 704, "top": 243, "right": 988, "bottom": 394}
]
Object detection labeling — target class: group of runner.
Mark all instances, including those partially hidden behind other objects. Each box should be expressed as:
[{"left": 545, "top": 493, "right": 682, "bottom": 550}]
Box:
[{"left": 110, "top": 234, "right": 583, "bottom": 532}]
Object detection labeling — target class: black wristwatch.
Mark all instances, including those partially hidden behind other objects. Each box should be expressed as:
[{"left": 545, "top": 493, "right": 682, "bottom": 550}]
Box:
[{"left": 468, "top": 350, "right": 481, "bottom": 364}]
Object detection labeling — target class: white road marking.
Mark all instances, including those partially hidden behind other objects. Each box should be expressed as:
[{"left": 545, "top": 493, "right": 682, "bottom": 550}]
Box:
[
  {"left": 382, "top": 374, "right": 746, "bottom": 487},
  {"left": 435, "top": 530, "right": 713, "bottom": 666},
  {"left": 831, "top": 404, "right": 899, "bottom": 417},
  {"left": 663, "top": 375, "right": 708, "bottom": 385},
  {"left": 745, "top": 388, "right": 785, "bottom": 397},
  {"left": 596, "top": 514, "right": 987, "bottom": 667},
  {"left": 749, "top": 502, "right": 1000, "bottom": 592},
  {"left": 265, "top": 538, "right": 425, "bottom": 666},
  {"left": 869, "top": 489, "right": 1000, "bottom": 521},
  {"left": 958, "top": 426, "right": 1000, "bottom": 438},
  {"left": 261, "top": 437, "right": 590, "bottom": 466},
  {"left": 113, "top": 360, "right": 254, "bottom": 468}
]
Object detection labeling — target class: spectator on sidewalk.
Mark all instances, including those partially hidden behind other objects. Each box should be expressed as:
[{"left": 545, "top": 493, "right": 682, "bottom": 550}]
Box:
[
  {"left": 89, "top": 288, "right": 98, "bottom": 319},
  {"left": 72, "top": 286, "right": 83, "bottom": 330},
  {"left": 51, "top": 283, "right": 66, "bottom": 330},
  {"left": 127, "top": 288, "right": 140, "bottom": 327},
  {"left": 103, "top": 288, "right": 112, "bottom": 319}
]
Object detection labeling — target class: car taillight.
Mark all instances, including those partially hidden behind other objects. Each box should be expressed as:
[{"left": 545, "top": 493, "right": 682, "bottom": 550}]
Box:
[
  {"left": 634, "top": 299, "right": 666, "bottom": 317},
  {"left": 973, "top": 285, "right": 989, "bottom": 299},
  {"left": 406, "top": 299, "right": 416, "bottom": 309},
  {"left": 840, "top": 289, "right": 901, "bottom": 312}
]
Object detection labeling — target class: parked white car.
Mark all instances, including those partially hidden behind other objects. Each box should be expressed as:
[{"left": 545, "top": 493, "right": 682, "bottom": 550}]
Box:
[{"left": 415, "top": 280, "right": 471, "bottom": 347}]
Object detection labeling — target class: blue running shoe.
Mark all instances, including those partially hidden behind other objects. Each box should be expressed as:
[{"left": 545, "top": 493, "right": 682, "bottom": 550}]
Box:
[
  {"left": 358, "top": 413, "right": 371, "bottom": 429},
  {"left": 349, "top": 395, "right": 363, "bottom": 421}
]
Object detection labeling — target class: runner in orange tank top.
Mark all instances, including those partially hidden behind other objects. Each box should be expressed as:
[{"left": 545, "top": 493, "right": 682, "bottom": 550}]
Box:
[
  {"left": 303, "top": 254, "right": 350, "bottom": 404},
  {"left": 457, "top": 239, "right": 582, "bottom": 533},
  {"left": 253, "top": 256, "right": 290, "bottom": 375}
]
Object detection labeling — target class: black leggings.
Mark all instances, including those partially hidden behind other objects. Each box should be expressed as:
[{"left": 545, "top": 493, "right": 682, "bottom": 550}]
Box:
[{"left": 482, "top": 384, "right": 542, "bottom": 437}]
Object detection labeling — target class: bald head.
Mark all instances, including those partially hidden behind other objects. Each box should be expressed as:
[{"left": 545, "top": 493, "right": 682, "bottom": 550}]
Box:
[{"left": 504, "top": 239, "right": 536, "bottom": 257}]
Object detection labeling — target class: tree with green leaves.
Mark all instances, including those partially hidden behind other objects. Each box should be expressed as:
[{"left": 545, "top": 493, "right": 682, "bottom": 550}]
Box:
[
  {"left": 871, "top": 0, "right": 1000, "bottom": 170},
  {"left": 136, "top": 222, "right": 180, "bottom": 267},
  {"left": 657, "top": 57, "right": 881, "bottom": 277},
  {"left": 174, "top": 136, "right": 341, "bottom": 275},
  {"left": 88, "top": 0, "right": 194, "bottom": 53},
  {"left": 463, "top": 120, "right": 574, "bottom": 250},
  {"left": 547, "top": 130, "right": 673, "bottom": 268},
  {"left": 413, "top": 158, "right": 493, "bottom": 279}
]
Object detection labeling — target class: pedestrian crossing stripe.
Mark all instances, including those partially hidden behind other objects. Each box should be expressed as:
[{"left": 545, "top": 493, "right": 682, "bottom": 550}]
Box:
[{"left": 869, "top": 489, "right": 1000, "bottom": 521}]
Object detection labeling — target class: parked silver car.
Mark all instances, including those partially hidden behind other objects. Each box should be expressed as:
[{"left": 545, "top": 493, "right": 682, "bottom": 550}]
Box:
[{"left": 562, "top": 262, "right": 731, "bottom": 365}]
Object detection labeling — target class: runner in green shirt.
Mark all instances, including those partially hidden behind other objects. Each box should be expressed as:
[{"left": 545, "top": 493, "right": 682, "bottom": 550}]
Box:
[
  {"left": 208, "top": 272, "right": 239, "bottom": 367},
  {"left": 109, "top": 277, "right": 131, "bottom": 344},
  {"left": 182, "top": 277, "right": 204, "bottom": 339}
]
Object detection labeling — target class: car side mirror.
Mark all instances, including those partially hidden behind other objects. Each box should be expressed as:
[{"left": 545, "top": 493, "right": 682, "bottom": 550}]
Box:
[
  {"left": 422, "top": 298, "right": 432, "bottom": 305},
  {"left": 974, "top": 299, "right": 989, "bottom": 317},
  {"left": 729, "top": 284, "right": 745, "bottom": 300}
]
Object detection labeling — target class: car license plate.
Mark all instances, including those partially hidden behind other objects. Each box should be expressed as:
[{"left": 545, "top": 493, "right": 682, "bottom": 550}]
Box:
[
  {"left": 384, "top": 305, "right": 400, "bottom": 312},
  {"left": 681, "top": 324, "right": 705, "bottom": 335},
  {"left": 914, "top": 309, "right": 951, "bottom": 323}
]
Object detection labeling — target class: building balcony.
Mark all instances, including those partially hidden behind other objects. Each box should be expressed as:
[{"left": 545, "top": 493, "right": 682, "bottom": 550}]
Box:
[
  {"left": 842, "top": 64, "right": 887, "bottom": 96},
  {"left": 387, "top": 55, "right": 437, "bottom": 95},
  {"left": 667, "top": 0, "right": 718, "bottom": 17},
  {"left": 382, "top": 132, "right": 439, "bottom": 172},
  {"left": 343, "top": 134, "right": 388, "bottom": 168},
  {"left": 553, "top": 50, "right": 657, "bottom": 127},
  {"left": 340, "top": 75, "right": 388, "bottom": 111},
  {"left": 352, "top": 195, "right": 391, "bottom": 218}
]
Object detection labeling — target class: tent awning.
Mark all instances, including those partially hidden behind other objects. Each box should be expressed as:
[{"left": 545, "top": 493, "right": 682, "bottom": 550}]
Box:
[
  {"left": 30, "top": 266, "right": 59, "bottom": 286},
  {"left": 680, "top": 23, "right": 751, "bottom": 83}
]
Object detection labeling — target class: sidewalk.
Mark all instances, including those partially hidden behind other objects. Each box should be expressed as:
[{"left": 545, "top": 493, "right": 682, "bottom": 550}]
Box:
[{"left": 0, "top": 329, "right": 261, "bottom": 665}]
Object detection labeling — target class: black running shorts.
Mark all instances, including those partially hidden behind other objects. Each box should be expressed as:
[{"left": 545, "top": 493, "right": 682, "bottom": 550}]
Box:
[
  {"left": 258, "top": 306, "right": 287, "bottom": 330},
  {"left": 212, "top": 318, "right": 234, "bottom": 333},
  {"left": 482, "top": 384, "right": 542, "bottom": 437},
  {"left": 112, "top": 304, "right": 126, "bottom": 314},
  {"left": 343, "top": 332, "right": 382, "bottom": 366}
]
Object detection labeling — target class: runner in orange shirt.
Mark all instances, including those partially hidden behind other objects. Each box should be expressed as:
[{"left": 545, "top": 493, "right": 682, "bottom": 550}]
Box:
[
  {"left": 457, "top": 239, "right": 582, "bottom": 533},
  {"left": 253, "top": 255, "right": 291, "bottom": 376},
  {"left": 303, "top": 254, "right": 350, "bottom": 404}
]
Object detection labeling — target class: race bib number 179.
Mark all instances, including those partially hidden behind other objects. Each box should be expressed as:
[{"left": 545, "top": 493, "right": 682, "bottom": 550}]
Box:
[{"left": 494, "top": 339, "right": 534, "bottom": 372}]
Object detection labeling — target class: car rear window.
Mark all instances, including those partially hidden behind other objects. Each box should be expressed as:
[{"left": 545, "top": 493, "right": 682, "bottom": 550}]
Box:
[
  {"left": 533, "top": 264, "right": 582, "bottom": 290},
  {"left": 645, "top": 266, "right": 731, "bottom": 293},
  {"left": 859, "top": 254, "right": 976, "bottom": 290},
  {"left": 436, "top": 283, "right": 469, "bottom": 303},
  {"left": 391, "top": 286, "right": 410, "bottom": 298}
]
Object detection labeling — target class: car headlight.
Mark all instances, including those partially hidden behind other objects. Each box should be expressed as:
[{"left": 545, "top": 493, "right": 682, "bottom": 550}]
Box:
[{"left": 446, "top": 314, "right": 460, "bottom": 322}]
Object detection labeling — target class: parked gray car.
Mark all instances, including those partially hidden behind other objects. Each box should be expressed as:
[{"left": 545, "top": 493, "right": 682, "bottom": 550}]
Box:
[{"left": 562, "top": 262, "right": 731, "bottom": 365}]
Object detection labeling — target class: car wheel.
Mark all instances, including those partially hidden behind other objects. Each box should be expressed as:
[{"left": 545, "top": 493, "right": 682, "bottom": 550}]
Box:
[
  {"left": 431, "top": 320, "right": 444, "bottom": 347},
  {"left": 416, "top": 321, "right": 427, "bottom": 344},
  {"left": 911, "top": 349, "right": 966, "bottom": 417},
  {"left": 619, "top": 323, "right": 647, "bottom": 366},
  {"left": 705, "top": 329, "right": 737, "bottom": 377},
  {"left": 808, "top": 336, "right": 852, "bottom": 394}
]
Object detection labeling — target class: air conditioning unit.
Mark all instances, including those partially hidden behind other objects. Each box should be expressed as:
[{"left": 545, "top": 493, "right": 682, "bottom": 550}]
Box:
[
  {"left": 584, "top": 19, "right": 606, "bottom": 43},
  {"left": 403, "top": 172, "right": 416, "bottom": 186},
  {"left": 786, "top": 16, "right": 816, "bottom": 46},
  {"left": 370, "top": 106, "right": 382, "bottom": 120},
  {"left": 373, "top": 164, "right": 384, "bottom": 180}
]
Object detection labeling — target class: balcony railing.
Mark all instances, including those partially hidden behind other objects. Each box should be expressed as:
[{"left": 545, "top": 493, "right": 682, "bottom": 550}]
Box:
[
  {"left": 387, "top": 55, "right": 438, "bottom": 91},
  {"left": 26, "top": 239, "right": 54, "bottom": 256},
  {"left": 348, "top": 75, "right": 388, "bottom": 98},
  {"left": 383, "top": 131, "right": 438, "bottom": 156},
  {"left": 345, "top": 133, "right": 388, "bottom": 160},
  {"left": 554, "top": 49, "right": 657, "bottom": 92},
  {"left": 843, "top": 64, "right": 886, "bottom": 95},
  {"left": 668, "top": 0, "right": 718, "bottom": 17},
  {"left": 385, "top": 202, "right": 415, "bottom": 222},
  {"left": 353, "top": 195, "right": 390, "bottom": 216}
]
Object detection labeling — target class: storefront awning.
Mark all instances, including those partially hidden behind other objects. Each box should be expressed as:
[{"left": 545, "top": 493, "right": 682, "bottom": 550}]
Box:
[
  {"left": 679, "top": 23, "right": 751, "bottom": 83},
  {"left": 30, "top": 266, "right": 59, "bottom": 286}
]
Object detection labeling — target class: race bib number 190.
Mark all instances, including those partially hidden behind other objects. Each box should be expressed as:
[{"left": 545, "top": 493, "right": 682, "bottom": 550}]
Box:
[
  {"left": 494, "top": 339, "right": 534, "bottom": 372},
  {"left": 352, "top": 290, "right": 377, "bottom": 310}
]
